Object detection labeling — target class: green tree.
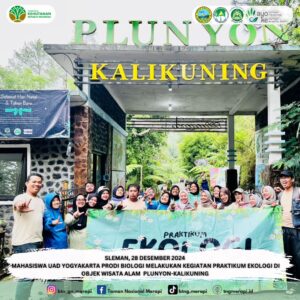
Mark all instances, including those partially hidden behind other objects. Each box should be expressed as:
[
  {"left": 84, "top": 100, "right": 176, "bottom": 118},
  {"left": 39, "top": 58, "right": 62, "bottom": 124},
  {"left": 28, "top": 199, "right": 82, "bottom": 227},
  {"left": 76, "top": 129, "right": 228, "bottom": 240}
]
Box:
[
  {"left": 126, "top": 116, "right": 167, "bottom": 188},
  {"left": 273, "top": 101, "right": 300, "bottom": 169},
  {"left": 0, "top": 67, "right": 47, "bottom": 89},
  {"left": 8, "top": 39, "right": 73, "bottom": 89}
]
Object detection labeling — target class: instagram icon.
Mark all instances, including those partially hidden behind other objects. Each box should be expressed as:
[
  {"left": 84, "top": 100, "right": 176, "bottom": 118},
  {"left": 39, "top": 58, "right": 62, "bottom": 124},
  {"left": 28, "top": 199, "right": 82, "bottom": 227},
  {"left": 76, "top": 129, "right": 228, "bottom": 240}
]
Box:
[{"left": 47, "top": 285, "right": 57, "bottom": 295}]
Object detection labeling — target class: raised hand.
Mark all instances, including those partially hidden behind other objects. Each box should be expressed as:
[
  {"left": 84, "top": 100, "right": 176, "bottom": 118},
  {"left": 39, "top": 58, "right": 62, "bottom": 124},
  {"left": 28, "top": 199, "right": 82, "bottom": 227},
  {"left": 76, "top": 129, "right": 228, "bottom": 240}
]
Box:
[
  {"left": 73, "top": 208, "right": 85, "bottom": 219},
  {"left": 16, "top": 199, "right": 33, "bottom": 212}
]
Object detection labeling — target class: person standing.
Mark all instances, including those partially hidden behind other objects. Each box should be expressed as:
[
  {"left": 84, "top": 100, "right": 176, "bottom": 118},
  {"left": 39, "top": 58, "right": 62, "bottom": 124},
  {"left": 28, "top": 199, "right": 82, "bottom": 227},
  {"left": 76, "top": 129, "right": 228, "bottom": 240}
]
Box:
[
  {"left": 12, "top": 173, "right": 45, "bottom": 300},
  {"left": 277, "top": 170, "right": 300, "bottom": 280}
]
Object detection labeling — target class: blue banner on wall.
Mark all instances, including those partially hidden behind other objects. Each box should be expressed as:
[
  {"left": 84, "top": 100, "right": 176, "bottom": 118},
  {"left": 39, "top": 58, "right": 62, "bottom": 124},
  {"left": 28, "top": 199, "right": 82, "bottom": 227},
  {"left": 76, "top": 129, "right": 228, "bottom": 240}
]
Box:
[{"left": 0, "top": 90, "right": 70, "bottom": 138}]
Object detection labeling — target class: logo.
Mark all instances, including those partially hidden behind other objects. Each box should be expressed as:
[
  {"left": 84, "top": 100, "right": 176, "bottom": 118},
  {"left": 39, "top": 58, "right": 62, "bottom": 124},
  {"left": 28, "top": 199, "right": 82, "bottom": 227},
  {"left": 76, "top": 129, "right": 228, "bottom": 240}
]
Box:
[
  {"left": 97, "top": 285, "right": 107, "bottom": 295},
  {"left": 213, "top": 7, "right": 229, "bottom": 23},
  {"left": 47, "top": 284, "right": 57, "bottom": 295},
  {"left": 230, "top": 7, "right": 244, "bottom": 23},
  {"left": 212, "top": 285, "right": 223, "bottom": 295},
  {"left": 9, "top": 6, "right": 26, "bottom": 23},
  {"left": 195, "top": 6, "right": 212, "bottom": 24},
  {"left": 168, "top": 285, "right": 178, "bottom": 295},
  {"left": 4, "top": 128, "right": 10, "bottom": 134},
  {"left": 14, "top": 128, "right": 22, "bottom": 136},
  {"left": 246, "top": 8, "right": 258, "bottom": 23}
]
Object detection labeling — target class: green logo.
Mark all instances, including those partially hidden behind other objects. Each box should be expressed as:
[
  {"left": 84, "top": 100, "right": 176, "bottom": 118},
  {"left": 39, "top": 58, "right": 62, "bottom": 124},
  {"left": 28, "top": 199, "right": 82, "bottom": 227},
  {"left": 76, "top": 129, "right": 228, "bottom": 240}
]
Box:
[
  {"left": 5, "top": 107, "right": 32, "bottom": 116},
  {"left": 14, "top": 128, "right": 22, "bottom": 136},
  {"left": 195, "top": 6, "right": 212, "bottom": 24},
  {"left": 213, "top": 7, "right": 229, "bottom": 23},
  {"left": 246, "top": 8, "right": 258, "bottom": 23},
  {"left": 230, "top": 8, "right": 244, "bottom": 23},
  {"left": 9, "top": 5, "right": 26, "bottom": 23}
]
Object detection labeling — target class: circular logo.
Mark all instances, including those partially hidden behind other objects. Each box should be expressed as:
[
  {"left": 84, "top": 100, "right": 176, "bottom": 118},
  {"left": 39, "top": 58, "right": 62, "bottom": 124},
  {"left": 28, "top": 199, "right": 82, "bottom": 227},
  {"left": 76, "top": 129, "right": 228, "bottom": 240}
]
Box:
[
  {"left": 195, "top": 6, "right": 212, "bottom": 24},
  {"left": 9, "top": 5, "right": 26, "bottom": 23},
  {"left": 213, "top": 7, "right": 229, "bottom": 23},
  {"left": 14, "top": 128, "right": 22, "bottom": 136},
  {"left": 230, "top": 7, "right": 244, "bottom": 23},
  {"left": 212, "top": 285, "right": 223, "bottom": 295}
]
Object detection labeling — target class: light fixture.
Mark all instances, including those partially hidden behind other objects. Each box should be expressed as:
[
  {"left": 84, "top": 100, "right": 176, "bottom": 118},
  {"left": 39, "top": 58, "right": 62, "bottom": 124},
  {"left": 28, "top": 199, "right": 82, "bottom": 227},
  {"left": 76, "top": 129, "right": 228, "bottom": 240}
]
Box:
[
  {"left": 168, "top": 82, "right": 172, "bottom": 92},
  {"left": 168, "top": 104, "right": 173, "bottom": 111}
]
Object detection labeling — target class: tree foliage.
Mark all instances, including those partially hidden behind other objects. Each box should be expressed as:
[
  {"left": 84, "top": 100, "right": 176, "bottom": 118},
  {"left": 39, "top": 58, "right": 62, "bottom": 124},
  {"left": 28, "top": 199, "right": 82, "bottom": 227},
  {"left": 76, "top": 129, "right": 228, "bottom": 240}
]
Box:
[
  {"left": 7, "top": 39, "right": 74, "bottom": 89},
  {"left": 273, "top": 101, "right": 300, "bottom": 169},
  {"left": 126, "top": 117, "right": 167, "bottom": 188}
]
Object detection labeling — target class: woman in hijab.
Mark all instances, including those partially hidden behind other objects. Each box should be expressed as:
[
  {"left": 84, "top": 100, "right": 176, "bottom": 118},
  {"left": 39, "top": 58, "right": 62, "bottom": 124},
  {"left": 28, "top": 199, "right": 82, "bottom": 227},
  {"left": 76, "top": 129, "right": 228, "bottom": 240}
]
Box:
[
  {"left": 170, "top": 185, "right": 180, "bottom": 202},
  {"left": 97, "top": 187, "right": 111, "bottom": 209},
  {"left": 195, "top": 190, "right": 214, "bottom": 210},
  {"left": 111, "top": 185, "right": 126, "bottom": 207},
  {"left": 249, "top": 193, "right": 263, "bottom": 208},
  {"left": 188, "top": 182, "right": 200, "bottom": 205},
  {"left": 261, "top": 186, "right": 278, "bottom": 208},
  {"left": 65, "top": 194, "right": 88, "bottom": 249}
]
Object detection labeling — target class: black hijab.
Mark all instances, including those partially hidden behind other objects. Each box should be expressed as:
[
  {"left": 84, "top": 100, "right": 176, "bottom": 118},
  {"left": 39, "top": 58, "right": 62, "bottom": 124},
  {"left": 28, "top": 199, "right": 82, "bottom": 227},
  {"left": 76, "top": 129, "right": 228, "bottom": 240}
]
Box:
[
  {"left": 70, "top": 195, "right": 88, "bottom": 230},
  {"left": 170, "top": 185, "right": 180, "bottom": 201},
  {"left": 97, "top": 188, "right": 110, "bottom": 209},
  {"left": 190, "top": 182, "right": 200, "bottom": 196}
]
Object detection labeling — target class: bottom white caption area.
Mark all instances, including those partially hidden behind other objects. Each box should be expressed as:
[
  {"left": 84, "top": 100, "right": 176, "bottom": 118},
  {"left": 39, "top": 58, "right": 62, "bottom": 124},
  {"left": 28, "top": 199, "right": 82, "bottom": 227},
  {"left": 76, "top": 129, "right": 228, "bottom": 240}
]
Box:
[{"left": 7, "top": 249, "right": 291, "bottom": 280}]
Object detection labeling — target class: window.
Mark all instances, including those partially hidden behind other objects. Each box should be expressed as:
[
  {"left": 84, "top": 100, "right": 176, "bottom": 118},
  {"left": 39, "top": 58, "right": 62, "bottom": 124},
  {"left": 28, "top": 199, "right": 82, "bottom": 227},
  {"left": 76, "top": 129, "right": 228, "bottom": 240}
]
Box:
[{"left": 0, "top": 147, "right": 28, "bottom": 200}]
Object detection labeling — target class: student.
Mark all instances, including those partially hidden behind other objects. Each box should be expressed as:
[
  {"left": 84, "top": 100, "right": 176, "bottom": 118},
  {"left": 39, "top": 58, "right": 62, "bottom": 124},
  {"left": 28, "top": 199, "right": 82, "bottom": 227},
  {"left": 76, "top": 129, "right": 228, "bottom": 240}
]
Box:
[
  {"left": 157, "top": 191, "right": 171, "bottom": 210},
  {"left": 188, "top": 182, "right": 200, "bottom": 205},
  {"left": 144, "top": 187, "right": 159, "bottom": 210},
  {"left": 65, "top": 194, "right": 88, "bottom": 249},
  {"left": 277, "top": 170, "right": 300, "bottom": 280},
  {"left": 12, "top": 173, "right": 45, "bottom": 300},
  {"left": 170, "top": 185, "right": 180, "bottom": 202},
  {"left": 43, "top": 193, "right": 68, "bottom": 249},
  {"left": 87, "top": 193, "right": 98, "bottom": 208},
  {"left": 194, "top": 190, "right": 214, "bottom": 209},
  {"left": 105, "top": 184, "right": 146, "bottom": 210},
  {"left": 84, "top": 181, "right": 95, "bottom": 198},
  {"left": 230, "top": 188, "right": 250, "bottom": 208},
  {"left": 219, "top": 187, "right": 232, "bottom": 209},
  {"left": 249, "top": 193, "right": 263, "bottom": 208},
  {"left": 169, "top": 190, "right": 193, "bottom": 211},
  {"left": 212, "top": 185, "right": 222, "bottom": 208},
  {"left": 111, "top": 185, "right": 126, "bottom": 207},
  {"left": 261, "top": 186, "right": 278, "bottom": 208},
  {"left": 97, "top": 188, "right": 110, "bottom": 209}
]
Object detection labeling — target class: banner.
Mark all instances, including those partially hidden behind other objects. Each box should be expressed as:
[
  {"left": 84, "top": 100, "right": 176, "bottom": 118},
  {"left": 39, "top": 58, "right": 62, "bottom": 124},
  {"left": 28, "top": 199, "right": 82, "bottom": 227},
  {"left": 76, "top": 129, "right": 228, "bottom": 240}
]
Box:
[
  {"left": 0, "top": 90, "right": 70, "bottom": 138},
  {"left": 81, "top": 207, "right": 287, "bottom": 296}
]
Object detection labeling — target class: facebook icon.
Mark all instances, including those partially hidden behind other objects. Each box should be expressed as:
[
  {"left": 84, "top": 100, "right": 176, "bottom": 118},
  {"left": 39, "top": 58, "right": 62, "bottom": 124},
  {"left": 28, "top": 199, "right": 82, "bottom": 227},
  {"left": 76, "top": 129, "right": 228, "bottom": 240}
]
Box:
[{"left": 97, "top": 285, "right": 107, "bottom": 295}]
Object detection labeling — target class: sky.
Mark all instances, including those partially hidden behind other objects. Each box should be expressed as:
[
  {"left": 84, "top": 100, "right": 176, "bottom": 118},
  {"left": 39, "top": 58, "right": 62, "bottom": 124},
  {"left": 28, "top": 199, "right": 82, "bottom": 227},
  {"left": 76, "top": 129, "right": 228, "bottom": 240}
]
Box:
[{"left": 0, "top": 0, "right": 236, "bottom": 66}]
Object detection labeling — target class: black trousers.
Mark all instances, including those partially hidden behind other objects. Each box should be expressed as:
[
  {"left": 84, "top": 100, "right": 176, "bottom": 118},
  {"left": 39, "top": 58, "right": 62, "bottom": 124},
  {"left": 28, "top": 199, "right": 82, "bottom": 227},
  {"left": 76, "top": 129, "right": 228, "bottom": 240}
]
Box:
[{"left": 283, "top": 227, "right": 300, "bottom": 280}]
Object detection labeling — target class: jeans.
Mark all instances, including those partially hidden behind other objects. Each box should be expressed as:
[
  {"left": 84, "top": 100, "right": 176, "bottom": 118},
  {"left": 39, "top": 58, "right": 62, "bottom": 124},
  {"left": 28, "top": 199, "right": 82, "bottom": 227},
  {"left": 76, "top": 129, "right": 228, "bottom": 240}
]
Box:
[
  {"left": 282, "top": 227, "right": 300, "bottom": 280},
  {"left": 12, "top": 242, "right": 43, "bottom": 300}
]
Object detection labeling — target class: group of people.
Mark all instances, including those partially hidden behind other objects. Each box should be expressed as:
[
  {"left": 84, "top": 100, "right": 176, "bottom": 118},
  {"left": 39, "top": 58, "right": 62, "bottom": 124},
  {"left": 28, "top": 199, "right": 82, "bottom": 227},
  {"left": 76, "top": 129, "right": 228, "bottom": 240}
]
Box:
[{"left": 10, "top": 170, "right": 300, "bottom": 299}]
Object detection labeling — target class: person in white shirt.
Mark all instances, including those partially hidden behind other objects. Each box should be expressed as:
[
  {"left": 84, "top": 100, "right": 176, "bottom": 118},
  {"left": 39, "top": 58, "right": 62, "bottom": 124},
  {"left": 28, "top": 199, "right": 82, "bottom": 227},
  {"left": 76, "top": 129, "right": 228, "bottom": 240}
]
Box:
[
  {"left": 12, "top": 173, "right": 45, "bottom": 300},
  {"left": 277, "top": 170, "right": 300, "bottom": 280}
]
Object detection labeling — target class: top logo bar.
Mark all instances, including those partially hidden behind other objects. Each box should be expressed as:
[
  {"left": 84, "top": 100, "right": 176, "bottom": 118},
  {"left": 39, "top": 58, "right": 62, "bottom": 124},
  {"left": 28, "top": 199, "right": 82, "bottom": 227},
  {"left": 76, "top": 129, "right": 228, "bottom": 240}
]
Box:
[{"left": 195, "top": 6, "right": 293, "bottom": 25}]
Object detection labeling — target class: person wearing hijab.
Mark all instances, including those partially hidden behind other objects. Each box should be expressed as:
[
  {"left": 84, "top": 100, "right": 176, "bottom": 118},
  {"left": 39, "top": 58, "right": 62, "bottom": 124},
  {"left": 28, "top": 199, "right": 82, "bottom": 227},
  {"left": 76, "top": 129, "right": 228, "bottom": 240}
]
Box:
[
  {"left": 249, "top": 193, "right": 263, "bottom": 208},
  {"left": 170, "top": 185, "right": 180, "bottom": 202},
  {"left": 111, "top": 185, "right": 126, "bottom": 207},
  {"left": 97, "top": 188, "right": 111, "bottom": 209},
  {"left": 261, "top": 186, "right": 278, "bottom": 208},
  {"left": 65, "top": 194, "right": 88, "bottom": 249},
  {"left": 188, "top": 182, "right": 200, "bottom": 205},
  {"left": 43, "top": 193, "right": 68, "bottom": 249},
  {"left": 169, "top": 191, "right": 193, "bottom": 211},
  {"left": 87, "top": 193, "right": 98, "bottom": 208},
  {"left": 195, "top": 190, "right": 214, "bottom": 209},
  {"left": 157, "top": 191, "right": 171, "bottom": 210}
]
